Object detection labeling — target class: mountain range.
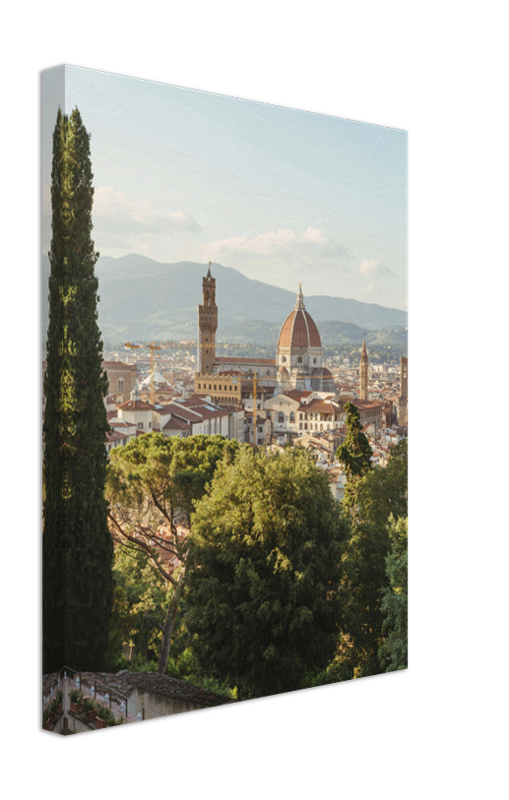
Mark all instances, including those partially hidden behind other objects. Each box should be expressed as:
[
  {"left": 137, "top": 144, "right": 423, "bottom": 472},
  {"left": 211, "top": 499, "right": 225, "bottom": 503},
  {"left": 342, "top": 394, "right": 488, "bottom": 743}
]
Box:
[{"left": 41, "top": 254, "right": 407, "bottom": 346}]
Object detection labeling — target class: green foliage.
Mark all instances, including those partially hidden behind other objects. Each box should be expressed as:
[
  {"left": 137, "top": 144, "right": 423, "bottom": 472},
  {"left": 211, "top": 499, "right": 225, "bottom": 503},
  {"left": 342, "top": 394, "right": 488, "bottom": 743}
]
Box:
[
  {"left": 357, "top": 439, "right": 408, "bottom": 526},
  {"left": 43, "top": 108, "right": 113, "bottom": 672},
  {"left": 95, "top": 703, "right": 114, "bottom": 722},
  {"left": 81, "top": 696, "right": 95, "bottom": 713},
  {"left": 305, "top": 652, "right": 356, "bottom": 688},
  {"left": 340, "top": 522, "right": 392, "bottom": 677},
  {"left": 184, "top": 447, "right": 349, "bottom": 699},
  {"left": 378, "top": 516, "right": 408, "bottom": 672},
  {"left": 109, "top": 546, "right": 171, "bottom": 666},
  {"left": 336, "top": 402, "right": 373, "bottom": 514},
  {"left": 68, "top": 689, "right": 83, "bottom": 704},
  {"left": 107, "top": 433, "right": 243, "bottom": 530},
  {"left": 106, "top": 434, "right": 244, "bottom": 672}
]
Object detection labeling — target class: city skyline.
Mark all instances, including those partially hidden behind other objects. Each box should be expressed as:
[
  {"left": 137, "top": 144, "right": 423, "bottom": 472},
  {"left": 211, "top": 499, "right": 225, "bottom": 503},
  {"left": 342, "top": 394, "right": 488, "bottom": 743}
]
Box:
[{"left": 42, "top": 66, "right": 407, "bottom": 310}]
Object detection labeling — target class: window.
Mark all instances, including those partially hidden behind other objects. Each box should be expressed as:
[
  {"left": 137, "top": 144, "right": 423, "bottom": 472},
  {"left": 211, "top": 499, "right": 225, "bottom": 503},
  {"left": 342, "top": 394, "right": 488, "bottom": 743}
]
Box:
[
  {"left": 290, "top": 412, "right": 295, "bottom": 423},
  {"left": 149, "top": 422, "right": 152, "bottom": 429},
  {"left": 198, "top": 384, "right": 201, "bottom": 389},
  {"left": 313, "top": 358, "right": 317, "bottom": 364},
  {"left": 118, "top": 378, "right": 124, "bottom": 393},
  {"left": 138, "top": 422, "right": 143, "bottom": 430},
  {"left": 299, "top": 413, "right": 303, "bottom": 420},
  {"left": 282, "top": 356, "right": 286, "bottom": 363},
  {"left": 297, "top": 357, "right": 302, "bottom": 364},
  {"left": 278, "top": 412, "right": 284, "bottom": 424}
]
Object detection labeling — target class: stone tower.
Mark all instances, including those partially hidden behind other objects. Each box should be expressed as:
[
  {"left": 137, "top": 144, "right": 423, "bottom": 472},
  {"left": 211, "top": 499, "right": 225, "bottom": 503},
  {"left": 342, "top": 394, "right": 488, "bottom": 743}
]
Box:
[
  {"left": 359, "top": 335, "right": 369, "bottom": 400},
  {"left": 398, "top": 356, "right": 408, "bottom": 425},
  {"left": 198, "top": 260, "right": 218, "bottom": 375}
]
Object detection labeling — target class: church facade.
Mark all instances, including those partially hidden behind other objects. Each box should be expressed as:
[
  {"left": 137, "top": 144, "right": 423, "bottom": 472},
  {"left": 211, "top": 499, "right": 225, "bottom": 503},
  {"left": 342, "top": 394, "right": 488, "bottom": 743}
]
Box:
[{"left": 194, "top": 264, "right": 335, "bottom": 400}]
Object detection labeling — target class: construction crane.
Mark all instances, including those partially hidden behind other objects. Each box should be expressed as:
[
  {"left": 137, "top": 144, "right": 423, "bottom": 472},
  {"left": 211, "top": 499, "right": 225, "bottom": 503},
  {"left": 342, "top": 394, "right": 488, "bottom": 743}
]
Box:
[
  {"left": 124, "top": 342, "right": 165, "bottom": 405},
  {"left": 235, "top": 369, "right": 259, "bottom": 445},
  {"left": 124, "top": 339, "right": 256, "bottom": 404}
]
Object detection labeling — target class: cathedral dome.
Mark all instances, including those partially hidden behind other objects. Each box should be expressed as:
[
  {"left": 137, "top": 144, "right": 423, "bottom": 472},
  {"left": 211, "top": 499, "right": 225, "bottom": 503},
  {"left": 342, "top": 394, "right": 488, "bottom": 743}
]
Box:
[{"left": 277, "top": 286, "right": 321, "bottom": 349}]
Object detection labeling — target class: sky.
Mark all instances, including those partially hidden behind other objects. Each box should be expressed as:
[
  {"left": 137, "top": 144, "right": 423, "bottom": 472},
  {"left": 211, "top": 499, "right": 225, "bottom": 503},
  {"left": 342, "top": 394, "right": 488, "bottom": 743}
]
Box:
[{"left": 42, "top": 66, "right": 407, "bottom": 309}]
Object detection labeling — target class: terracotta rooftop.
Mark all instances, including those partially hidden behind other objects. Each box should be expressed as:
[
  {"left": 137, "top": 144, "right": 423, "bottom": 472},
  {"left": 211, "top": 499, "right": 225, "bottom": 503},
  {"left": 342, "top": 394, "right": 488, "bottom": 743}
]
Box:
[{"left": 117, "top": 399, "right": 155, "bottom": 411}]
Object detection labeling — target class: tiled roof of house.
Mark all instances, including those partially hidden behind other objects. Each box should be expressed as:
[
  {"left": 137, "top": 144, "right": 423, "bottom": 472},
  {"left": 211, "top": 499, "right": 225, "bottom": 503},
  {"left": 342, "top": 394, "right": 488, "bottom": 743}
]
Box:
[
  {"left": 163, "top": 417, "right": 190, "bottom": 431},
  {"left": 117, "top": 399, "right": 155, "bottom": 411},
  {"left": 77, "top": 672, "right": 232, "bottom": 708},
  {"left": 156, "top": 403, "right": 202, "bottom": 420},
  {"left": 106, "top": 430, "right": 127, "bottom": 443}
]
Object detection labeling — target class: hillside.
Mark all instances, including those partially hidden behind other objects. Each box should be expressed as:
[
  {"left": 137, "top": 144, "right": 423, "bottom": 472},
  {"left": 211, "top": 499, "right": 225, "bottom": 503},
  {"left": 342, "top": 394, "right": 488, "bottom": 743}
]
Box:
[{"left": 42, "top": 254, "right": 407, "bottom": 345}]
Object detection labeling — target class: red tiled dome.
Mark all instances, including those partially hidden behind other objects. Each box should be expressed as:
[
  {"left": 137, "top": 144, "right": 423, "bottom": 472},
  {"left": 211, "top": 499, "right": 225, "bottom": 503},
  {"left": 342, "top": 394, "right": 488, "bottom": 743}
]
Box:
[{"left": 277, "top": 308, "right": 321, "bottom": 349}]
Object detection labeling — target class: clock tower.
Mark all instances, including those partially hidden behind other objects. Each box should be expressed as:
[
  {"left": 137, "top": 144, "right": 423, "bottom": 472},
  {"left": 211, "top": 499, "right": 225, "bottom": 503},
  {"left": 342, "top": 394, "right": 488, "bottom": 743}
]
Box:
[{"left": 197, "top": 260, "right": 218, "bottom": 375}]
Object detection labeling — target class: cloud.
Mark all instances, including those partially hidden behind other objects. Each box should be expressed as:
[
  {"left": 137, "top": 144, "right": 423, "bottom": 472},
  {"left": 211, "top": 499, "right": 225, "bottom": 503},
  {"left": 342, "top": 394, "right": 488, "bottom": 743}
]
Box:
[
  {"left": 359, "top": 259, "right": 397, "bottom": 279},
  {"left": 361, "top": 282, "right": 376, "bottom": 293},
  {"left": 93, "top": 187, "right": 202, "bottom": 235},
  {"left": 197, "top": 226, "right": 351, "bottom": 263}
]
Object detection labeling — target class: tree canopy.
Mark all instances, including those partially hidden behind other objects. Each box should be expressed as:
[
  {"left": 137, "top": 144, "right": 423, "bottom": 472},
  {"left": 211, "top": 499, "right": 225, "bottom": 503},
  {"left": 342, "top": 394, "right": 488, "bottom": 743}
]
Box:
[
  {"left": 356, "top": 439, "right": 408, "bottom": 526},
  {"left": 184, "top": 447, "right": 349, "bottom": 699},
  {"left": 106, "top": 433, "right": 242, "bottom": 672},
  {"left": 378, "top": 516, "right": 408, "bottom": 672}
]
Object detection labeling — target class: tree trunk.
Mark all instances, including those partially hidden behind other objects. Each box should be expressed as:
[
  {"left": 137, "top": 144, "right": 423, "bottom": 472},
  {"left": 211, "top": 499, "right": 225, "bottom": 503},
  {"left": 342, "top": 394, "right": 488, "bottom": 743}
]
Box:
[{"left": 156, "top": 604, "right": 177, "bottom": 674}]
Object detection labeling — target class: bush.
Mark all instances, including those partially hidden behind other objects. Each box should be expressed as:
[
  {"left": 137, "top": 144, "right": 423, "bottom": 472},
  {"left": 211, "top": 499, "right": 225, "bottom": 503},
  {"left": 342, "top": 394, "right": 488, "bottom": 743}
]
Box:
[
  {"left": 69, "top": 689, "right": 83, "bottom": 704},
  {"left": 95, "top": 704, "right": 114, "bottom": 723}
]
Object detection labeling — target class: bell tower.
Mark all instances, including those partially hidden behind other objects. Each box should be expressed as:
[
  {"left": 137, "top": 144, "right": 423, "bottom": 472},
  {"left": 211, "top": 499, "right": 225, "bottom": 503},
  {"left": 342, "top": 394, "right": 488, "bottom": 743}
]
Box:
[
  {"left": 198, "top": 260, "right": 218, "bottom": 375},
  {"left": 360, "top": 335, "right": 369, "bottom": 400}
]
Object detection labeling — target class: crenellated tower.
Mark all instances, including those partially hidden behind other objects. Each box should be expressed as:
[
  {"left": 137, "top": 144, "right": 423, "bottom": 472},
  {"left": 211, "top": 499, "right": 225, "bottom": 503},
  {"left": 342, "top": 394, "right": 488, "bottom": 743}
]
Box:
[
  {"left": 197, "top": 260, "right": 218, "bottom": 375},
  {"left": 359, "top": 335, "right": 369, "bottom": 400}
]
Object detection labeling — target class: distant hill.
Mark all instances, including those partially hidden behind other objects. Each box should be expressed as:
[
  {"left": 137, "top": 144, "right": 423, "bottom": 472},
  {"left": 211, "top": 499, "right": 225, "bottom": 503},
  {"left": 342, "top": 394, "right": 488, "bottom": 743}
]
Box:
[{"left": 42, "top": 254, "right": 407, "bottom": 345}]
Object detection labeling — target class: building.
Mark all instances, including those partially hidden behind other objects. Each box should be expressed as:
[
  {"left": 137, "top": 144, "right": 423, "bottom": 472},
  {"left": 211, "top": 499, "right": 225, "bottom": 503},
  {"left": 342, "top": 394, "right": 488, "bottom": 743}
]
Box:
[
  {"left": 352, "top": 398, "right": 385, "bottom": 433},
  {"left": 194, "top": 265, "right": 335, "bottom": 402},
  {"left": 275, "top": 285, "right": 335, "bottom": 393},
  {"left": 359, "top": 336, "right": 369, "bottom": 400},
  {"left": 116, "top": 387, "right": 155, "bottom": 433},
  {"left": 397, "top": 356, "right": 408, "bottom": 426}
]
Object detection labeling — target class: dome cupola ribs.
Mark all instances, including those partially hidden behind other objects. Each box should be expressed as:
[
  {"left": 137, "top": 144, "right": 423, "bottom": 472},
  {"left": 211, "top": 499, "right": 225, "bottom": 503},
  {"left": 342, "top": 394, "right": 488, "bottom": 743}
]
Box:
[{"left": 277, "top": 286, "right": 321, "bottom": 349}]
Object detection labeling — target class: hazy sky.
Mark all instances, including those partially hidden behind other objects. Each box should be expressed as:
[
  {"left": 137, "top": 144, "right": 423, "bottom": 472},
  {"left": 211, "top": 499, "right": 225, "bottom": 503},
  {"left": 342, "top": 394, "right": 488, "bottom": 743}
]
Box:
[{"left": 43, "top": 66, "right": 407, "bottom": 309}]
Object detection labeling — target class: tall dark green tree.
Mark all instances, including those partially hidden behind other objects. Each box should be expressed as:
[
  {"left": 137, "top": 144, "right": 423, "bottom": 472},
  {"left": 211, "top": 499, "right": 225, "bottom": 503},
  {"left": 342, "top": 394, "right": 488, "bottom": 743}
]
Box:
[
  {"left": 43, "top": 108, "right": 113, "bottom": 673},
  {"left": 337, "top": 401, "right": 373, "bottom": 514}
]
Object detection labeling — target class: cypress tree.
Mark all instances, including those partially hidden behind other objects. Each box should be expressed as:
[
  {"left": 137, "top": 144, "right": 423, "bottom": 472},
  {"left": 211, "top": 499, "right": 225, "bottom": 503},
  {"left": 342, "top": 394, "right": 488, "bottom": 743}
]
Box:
[
  {"left": 43, "top": 108, "right": 113, "bottom": 673},
  {"left": 337, "top": 401, "right": 373, "bottom": 514}
]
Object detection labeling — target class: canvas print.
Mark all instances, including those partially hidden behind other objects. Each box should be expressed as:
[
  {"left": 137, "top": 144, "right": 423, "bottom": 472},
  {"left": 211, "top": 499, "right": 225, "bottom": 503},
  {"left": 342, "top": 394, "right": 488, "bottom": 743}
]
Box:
[{"left": 42, "top": 66, "right": 408, "bottom": 734}]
